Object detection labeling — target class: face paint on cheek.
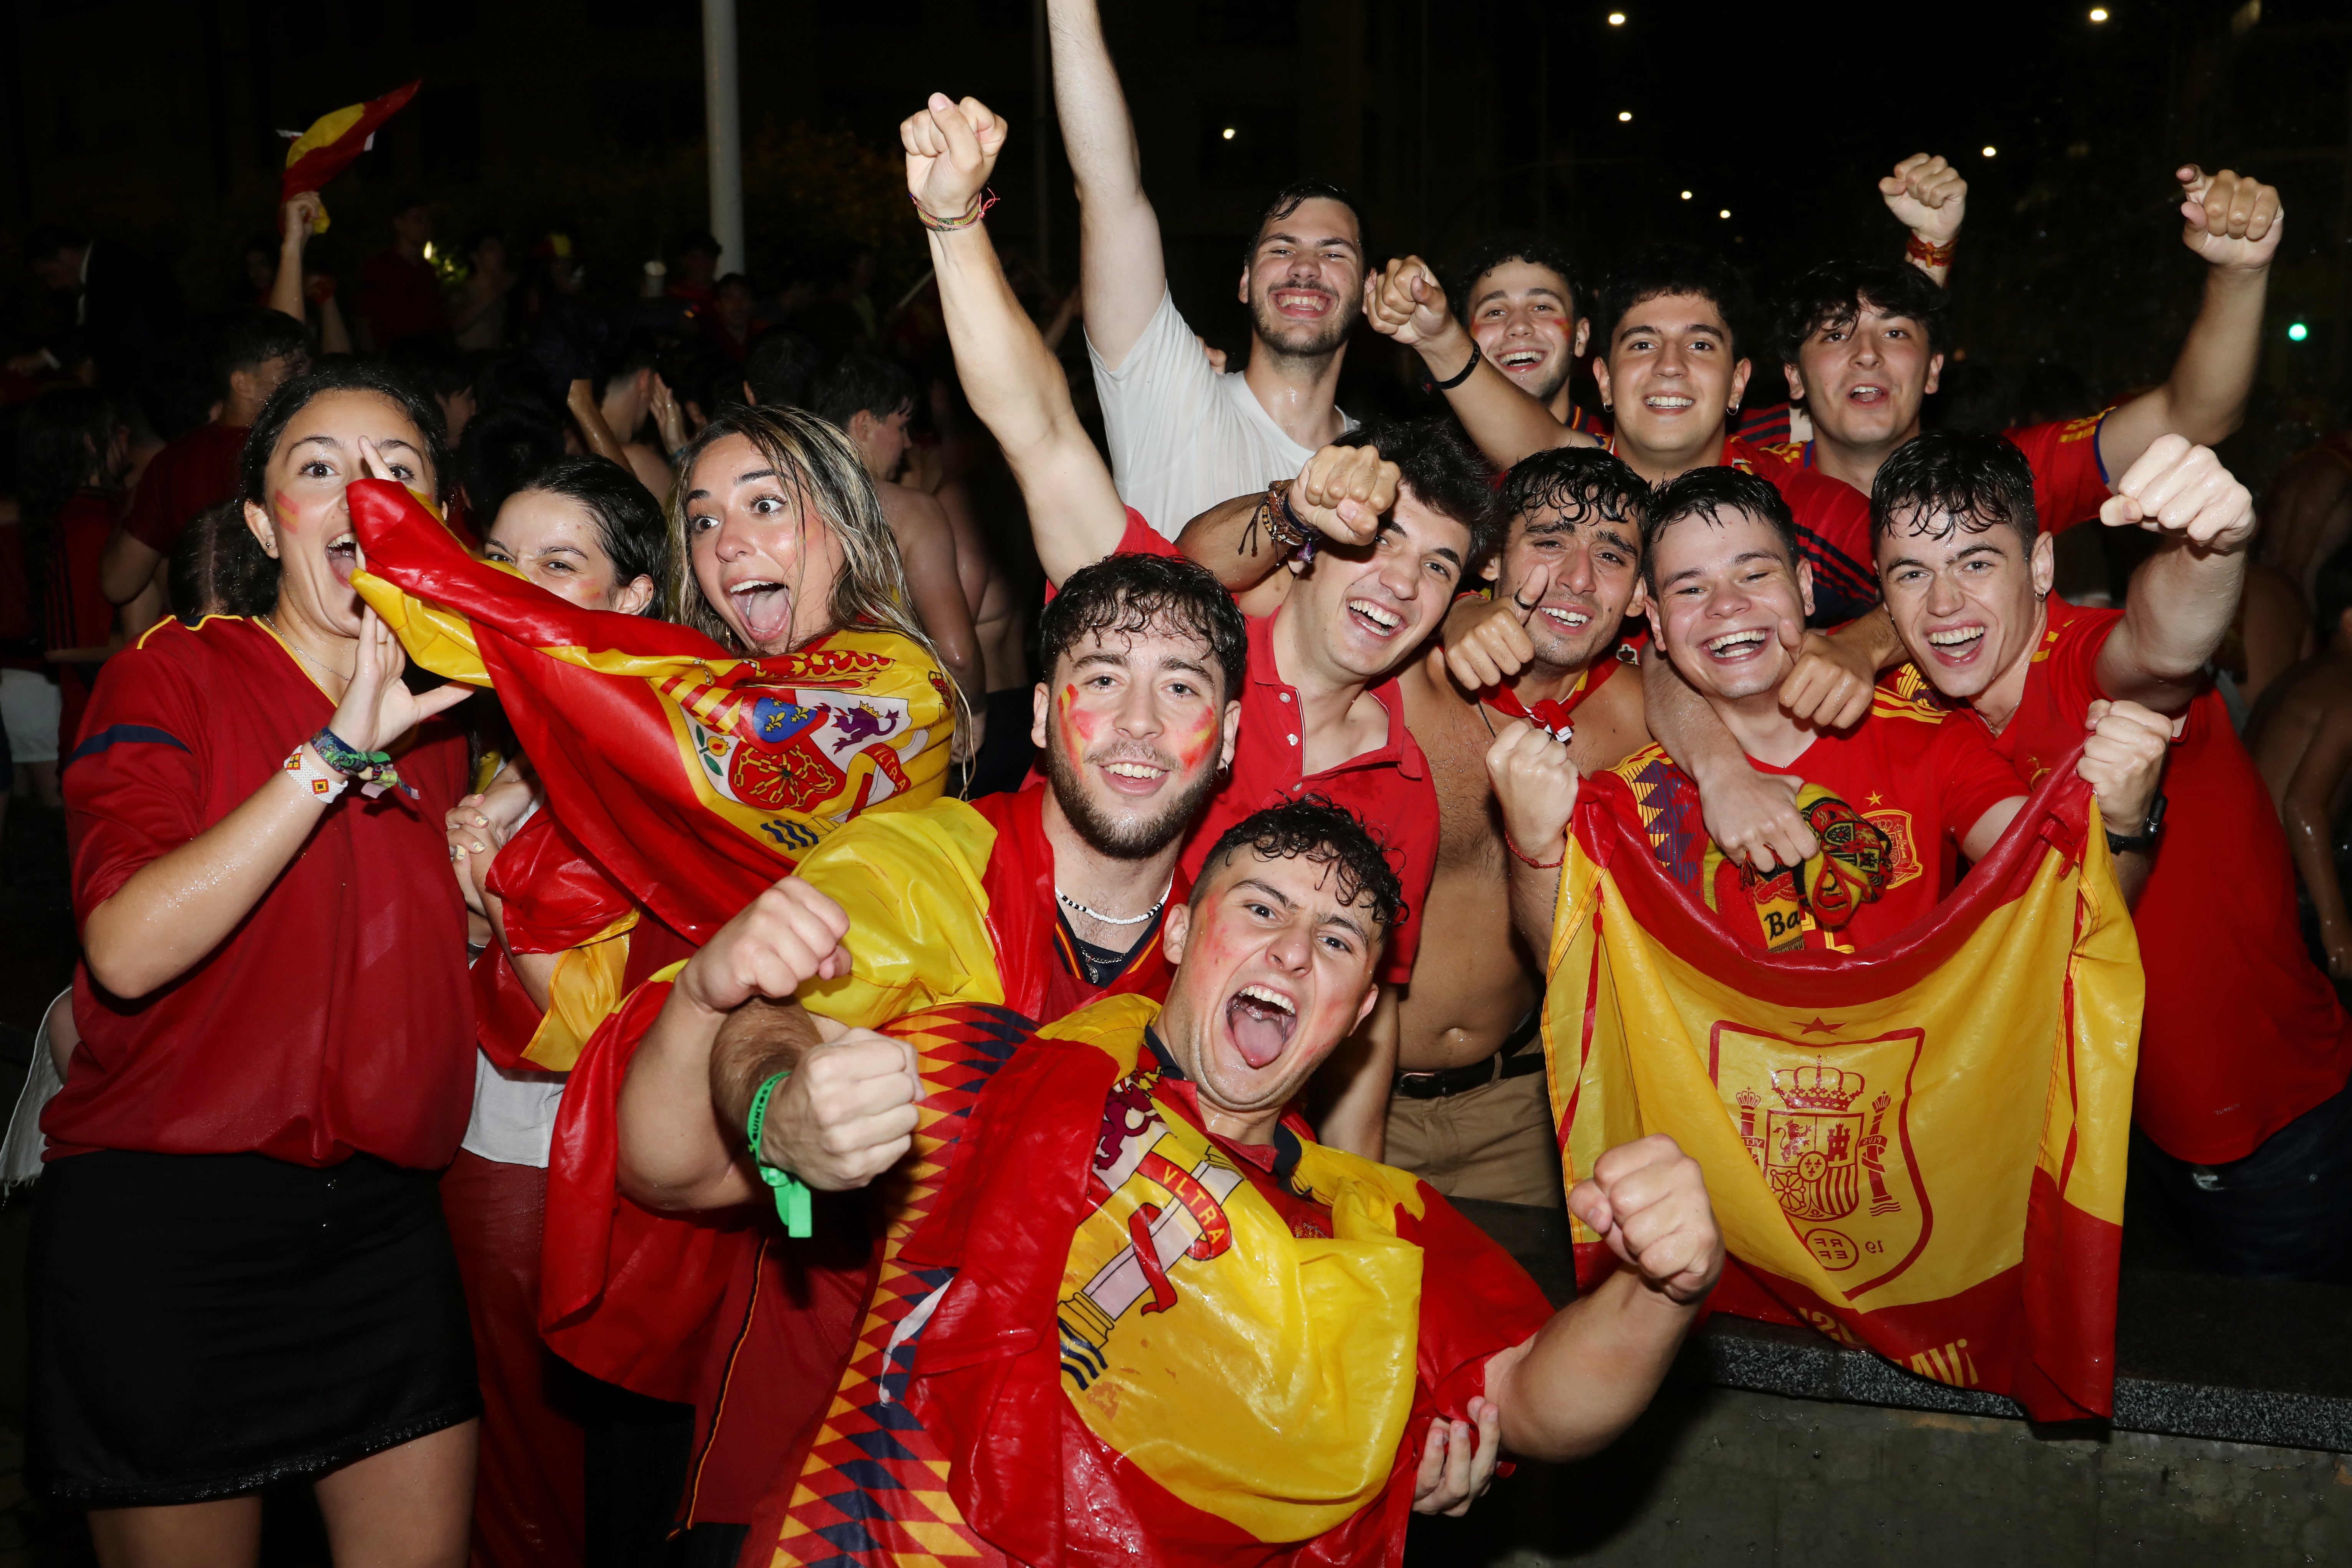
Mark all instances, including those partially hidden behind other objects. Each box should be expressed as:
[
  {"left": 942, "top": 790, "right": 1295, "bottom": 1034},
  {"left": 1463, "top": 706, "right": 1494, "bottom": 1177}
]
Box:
[
  {"left": 1174, "top": 706, "right": 1220, "bottom": 771},
  {"left": 1059, "top": 685, "right": 1099, "bottom": 763}
]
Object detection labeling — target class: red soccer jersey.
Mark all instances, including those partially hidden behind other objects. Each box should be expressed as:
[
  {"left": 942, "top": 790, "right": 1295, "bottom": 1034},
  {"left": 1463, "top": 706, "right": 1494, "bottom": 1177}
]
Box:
[
  {"left": 51, "top": 616, "right": 475, "bottom": 1169},
  {"left": 45, "top": 490, "right": 118, "bottom": 756},
  {"left": 1969, "top": 597, "right": 2352, "bottom": 1164},
  {"left": 1113, "top": 509, "right": 1441, "bottom": 984},
  {"left": 359, "top": 247, "right": 448, "bottom": 346},
  {"left": 1613, "top": 688, "right": 2027, "bottom": 953},
  {"left": 123, "top": 420, "right": 246, "bottom": 554}
]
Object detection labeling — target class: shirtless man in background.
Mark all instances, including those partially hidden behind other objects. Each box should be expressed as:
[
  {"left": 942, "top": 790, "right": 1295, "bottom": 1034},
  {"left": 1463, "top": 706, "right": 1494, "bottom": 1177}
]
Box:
[{"left": 2249, "top": 541, "right": 2352, "bottom": 982}]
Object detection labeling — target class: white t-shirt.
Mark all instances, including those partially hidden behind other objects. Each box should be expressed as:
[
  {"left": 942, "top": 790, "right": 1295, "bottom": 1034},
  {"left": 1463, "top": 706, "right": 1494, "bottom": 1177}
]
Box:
[
  {"left": 461, "top": 794, "right": 568, "bottom": 1169},
  {"left": 1087, "top": 288, "right": 1351, "bottom": 539}
]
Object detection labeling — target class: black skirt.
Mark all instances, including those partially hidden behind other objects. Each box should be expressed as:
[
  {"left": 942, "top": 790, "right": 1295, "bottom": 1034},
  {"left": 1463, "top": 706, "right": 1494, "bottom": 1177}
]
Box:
[{"left": 28, "top": 1149, "right": 480, "bottom": 1506}]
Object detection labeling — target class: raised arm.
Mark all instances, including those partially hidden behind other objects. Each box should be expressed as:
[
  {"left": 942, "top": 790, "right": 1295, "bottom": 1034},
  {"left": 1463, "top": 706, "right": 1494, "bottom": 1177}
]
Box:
[
  {"left": 907, "top": 93, "right": 1127, "bottom": 586},
  {"left": 1175, "top": 442, "right": 1395, "bottom": 592},
  {"left": 1880, "top": 153, "right": 1966, "bottom": 285},
  {"left": 1365, "top": 256, "right": 1586, "bottom": 471},
  {"left": 268, "top": 194, "right": 323, "bottom": 327},
  {"left": 1045, "top": 0, "right": 1168, "bottom": 368},
  {"left": 2096, "top": 167, "right": 2281, "bottom": 479},
  {"left": 2093, "top": 436, "right": 2256, "bottom": 713}
]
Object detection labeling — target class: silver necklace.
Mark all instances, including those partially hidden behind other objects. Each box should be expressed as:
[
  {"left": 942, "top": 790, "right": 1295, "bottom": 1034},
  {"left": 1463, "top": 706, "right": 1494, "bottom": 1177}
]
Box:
[
  {"left": 1056, "top": 874, "right": 1173, "bottom": 928},
  {"left": 260, "top": 613, "right": 353, "bottom": 685}
]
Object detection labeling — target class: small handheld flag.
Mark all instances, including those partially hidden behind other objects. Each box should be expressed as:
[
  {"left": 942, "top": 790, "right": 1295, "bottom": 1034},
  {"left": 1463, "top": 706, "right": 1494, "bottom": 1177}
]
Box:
[{"left": 280, "top": 80, "right": 422, "bottom": 234}]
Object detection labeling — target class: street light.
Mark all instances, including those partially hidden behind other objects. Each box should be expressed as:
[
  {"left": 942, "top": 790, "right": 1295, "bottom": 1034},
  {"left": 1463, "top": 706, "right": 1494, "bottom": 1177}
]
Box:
[
  {"left": 2089, "top": 7, "right": 2108, "bottom": 19},
  {"left": 1680, "top": 190, "right": 1692, "bottom": 200},
  {"left": 1719, "top": 208, "right": 1731, "bottom": 219},
  {"left": 1618, "top": 111, "right": 1633, "bottom": 122},
  {"left": 1981, "top": 146, "right": 1997, "bottom": 157},
  {"left": 1608, "top": 11, "right": 1626, "bottom": 23},
  {"left": 1221, "top": 127, "right": 1236, "bottom": 140}
]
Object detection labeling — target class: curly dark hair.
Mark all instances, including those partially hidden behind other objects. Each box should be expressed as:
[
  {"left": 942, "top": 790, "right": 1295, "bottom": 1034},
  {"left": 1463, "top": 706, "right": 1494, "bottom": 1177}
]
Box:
[
  {"left": 1595, "top": 242, "right": 1754, "bottom": 363},
  {"left": 1333, "top": 414, "right": 1504, "bottom": 571},
  {"left": 1242, "top": 178, "right": 1364, "bottom": 270},
  {"left": 1498, "top": 446, "right": 1649, "bottom": 543},
  {"left": 1773, "top": 259, "right": 1952, "bottom": 366},
  {"left": 1041, "top": 554, "right": 1250, "bottom": 703},
  {"left": 1449, "top": 230, "right": 1586, "bottom": 325},
  {"left": 1870, "top": 431, "right": 2038, "bottom": 552},
  {"left": 1641, "top": 465, "right": 1799, "bottom": 597},
  {"left": 1190, "top": 794, "right": 1407, "bottom": 936}
]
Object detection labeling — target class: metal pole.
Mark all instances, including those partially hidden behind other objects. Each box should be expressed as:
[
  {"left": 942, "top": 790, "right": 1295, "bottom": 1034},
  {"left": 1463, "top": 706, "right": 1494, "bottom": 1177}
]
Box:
[
  {"left": 703, "top": 0, "right": 746, "bottom": 273},
  {"left": 1034, "top": 0, "right": 1051, "bottom": 281}
]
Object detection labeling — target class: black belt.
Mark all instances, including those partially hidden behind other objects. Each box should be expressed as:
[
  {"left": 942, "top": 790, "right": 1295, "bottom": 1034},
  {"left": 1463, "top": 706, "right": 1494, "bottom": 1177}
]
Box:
[{"left": 1394, "top": 1011, "right": 1545, "bottom": 1100}]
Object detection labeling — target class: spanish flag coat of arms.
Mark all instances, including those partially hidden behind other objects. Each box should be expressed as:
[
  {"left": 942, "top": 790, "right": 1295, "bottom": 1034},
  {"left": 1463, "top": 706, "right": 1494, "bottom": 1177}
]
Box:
[{"left": 1546, "top": 759, "right": 2143, "bottom": 1421}]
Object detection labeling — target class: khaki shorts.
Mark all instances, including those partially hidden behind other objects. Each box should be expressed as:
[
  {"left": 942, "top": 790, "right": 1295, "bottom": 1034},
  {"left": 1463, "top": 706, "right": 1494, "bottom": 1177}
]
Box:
[{"left": 1383, "top": 1067, "right": 1564, "bottom": 1208}]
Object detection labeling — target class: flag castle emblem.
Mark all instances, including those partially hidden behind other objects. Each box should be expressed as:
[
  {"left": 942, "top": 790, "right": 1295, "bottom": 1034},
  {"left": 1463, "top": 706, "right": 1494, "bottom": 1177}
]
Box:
[{"left": 1713, "top": 1027, "right": 1932, "bottom": 1291}]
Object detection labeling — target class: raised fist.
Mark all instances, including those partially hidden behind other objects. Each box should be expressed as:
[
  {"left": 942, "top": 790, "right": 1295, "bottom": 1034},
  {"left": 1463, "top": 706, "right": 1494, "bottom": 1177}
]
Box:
[
  {"left": 677, "top": 877, "right": 853, "bottom": 1016},
  {"left": 749, "top": 1026, "right": 925, "bottom": 1191},
  {"left": 2076, "top": 698, "right": 2173, "bottom": 843},
  {"left": 282, "top": 190, "right": 325, "bottom": 241},
  {"left": 1365, "top": 256, "right": 1454, "bottom": 349},
  {"left": 1287, "top": 441, "right": 1396, "bottom": 548},
  {"left": 902, "top": 93, "right": 1007, "bottom": 224},
  {"left": 1485, "top": 717, "right": 1581, "bottom": 867},
  {"left": 1881, "top": 153, "right": 1967, "bottom": 246},
  {"left": 1567, "top": 1132, "right": 1723, "bottom": 1304},
  {"left": 2098, "top": 433, "right": 2254, "bottom": 553},
  {"left": 2176, "top": 164, "right": 2282, "bottom": 272}
]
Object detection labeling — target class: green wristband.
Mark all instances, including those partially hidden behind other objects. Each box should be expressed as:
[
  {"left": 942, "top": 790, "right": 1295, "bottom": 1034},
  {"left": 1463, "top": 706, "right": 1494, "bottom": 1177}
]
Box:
[{"left": 745, "top": 1069, "right": 812, "bottom": 1238}]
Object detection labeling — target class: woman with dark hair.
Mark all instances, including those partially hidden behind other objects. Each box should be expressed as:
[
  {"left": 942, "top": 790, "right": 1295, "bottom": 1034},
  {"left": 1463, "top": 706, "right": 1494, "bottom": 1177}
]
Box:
[
  {"left": 33, "top": 360, "right": 482, "bottom": 1564},
  {"left": 18, "top": 386, "right": 128, "bottom": 802},
  {"left": 438, "top": 454, "right": 666, "bottom": 1568}
]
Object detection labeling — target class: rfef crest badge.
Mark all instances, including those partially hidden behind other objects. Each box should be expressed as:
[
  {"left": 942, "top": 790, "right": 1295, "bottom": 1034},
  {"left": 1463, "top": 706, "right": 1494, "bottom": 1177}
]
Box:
[{"left": 1709, "top": 1024, "right": 1933, "bottom": 1295}]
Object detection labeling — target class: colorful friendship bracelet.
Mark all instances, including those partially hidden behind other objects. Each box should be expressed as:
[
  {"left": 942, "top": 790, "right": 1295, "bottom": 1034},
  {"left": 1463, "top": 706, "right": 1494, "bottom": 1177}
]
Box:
[
  {"left": 912, "top": 187, "right": 1000, "bottom": 232},
  {"left": 746, "top": 1068, "right": 813, "bottom": 1237},
  {"left": 1905, "top": 233, "right": 1957, "bottom": 269},
  {"left": 309, "top": 726, "right": 414, "bottom": 801},
  {"left": 282, "top": 743, "right": 347, "bottom": 803}
]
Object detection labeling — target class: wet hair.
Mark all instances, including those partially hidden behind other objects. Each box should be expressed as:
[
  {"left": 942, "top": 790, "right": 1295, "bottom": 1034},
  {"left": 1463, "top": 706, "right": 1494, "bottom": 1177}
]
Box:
[
  {"left": 1869, "top": 431, "right": 2039, "bottom": 553},
  {"left": 1595, "top": 242, "right": 1753, "bottom": 363},
  {"left": 2317, "top": 541, "right": 2352, "bottom": 643},
  {"left": 1189, "top": 794, "right": 1406, "bottom": 936},
  {"left": 1450, "top": 230, "right": 1585, "bottom": 325},
  {"left": 1774, "top": 259, "right": 1952, "bottom": 367},
  {"left": 169, "top": 499, "right": 276, "bottom": 621},
  {"left": 241, "top": 359, "right": 454, "bottom": 508},
  {"left": 743, "top": 331, "right": 823, "bottom": 409},
  {"left": 810, "top": 350, "right": 917, "bottom": 431},
  {"left": 1332, "top": 414, "right": 1503, "bottom": 571},
  {"left": 212, "top": 308, "right": 312, "bottom": 398},
  {"left": 1242, "top": 178, "right": 1364, "bottom": 270},
  {"left": 1039, "top": 554, "right": 1250, "bottom": 704},
  {"left": 665, "top": 404, "right": 941, "bottom": 670},
  {"left": 1498, "top": 447, "right": 1649, "bottom": 545},
  {"left": 1641, "top": 465, "right": 1800, "bottom": 597},
  {"left": 500, "top": 454, "right": 668, "bottom": 594}
]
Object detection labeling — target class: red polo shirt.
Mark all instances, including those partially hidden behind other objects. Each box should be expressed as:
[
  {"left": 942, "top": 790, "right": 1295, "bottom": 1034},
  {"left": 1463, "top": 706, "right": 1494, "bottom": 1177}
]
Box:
[
  {"left": 1966, "top": 596, "right": 2352, "bottom": 1164},
  {"left": 123, "top": 420, "right": 246, "bottom": 554},
  {"left": 1109, "top": 509, "right": 1439, "bottom": 985}
]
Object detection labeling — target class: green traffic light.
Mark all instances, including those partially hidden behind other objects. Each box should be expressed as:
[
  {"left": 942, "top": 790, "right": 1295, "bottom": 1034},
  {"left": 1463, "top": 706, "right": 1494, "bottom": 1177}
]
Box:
[{"left": 2288, "top": 322, "right": 2310, "bottom": 342}]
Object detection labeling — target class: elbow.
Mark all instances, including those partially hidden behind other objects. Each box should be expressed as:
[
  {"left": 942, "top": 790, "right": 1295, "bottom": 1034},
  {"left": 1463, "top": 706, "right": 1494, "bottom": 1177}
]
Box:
[{"left": 80, "top": 910, "right": 161, "bottom": 1001}]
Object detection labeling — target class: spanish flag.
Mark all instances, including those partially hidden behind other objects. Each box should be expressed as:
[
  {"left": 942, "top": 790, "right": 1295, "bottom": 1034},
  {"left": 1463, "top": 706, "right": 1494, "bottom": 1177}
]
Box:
[
  {"left": 1545, "top": 759, "right": 2142, "bottom": 1421},
  {"left": 346, "top": 477, "right": 951, "bottom": 946},
  {"left": 280, "top": 81, "right": 421, "bottom": 234}
]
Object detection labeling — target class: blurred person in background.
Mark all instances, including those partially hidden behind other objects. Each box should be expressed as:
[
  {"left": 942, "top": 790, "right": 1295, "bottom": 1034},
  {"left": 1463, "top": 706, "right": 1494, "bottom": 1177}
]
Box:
[
  {"left": 358, "top": 193, "right": 449, "bottom": 352},
  {"left": 22, "top": 386, "right": 129, "bottom": 781}
]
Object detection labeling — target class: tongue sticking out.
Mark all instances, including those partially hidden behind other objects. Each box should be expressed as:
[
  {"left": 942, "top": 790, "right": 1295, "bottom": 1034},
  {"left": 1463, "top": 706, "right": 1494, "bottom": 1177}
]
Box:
[
  {"left": 1225, "top": 993, "right": 1295, "bottom": 1070},
  {"left": 733, "top": 585, "right": 793, "bottom": 646}
]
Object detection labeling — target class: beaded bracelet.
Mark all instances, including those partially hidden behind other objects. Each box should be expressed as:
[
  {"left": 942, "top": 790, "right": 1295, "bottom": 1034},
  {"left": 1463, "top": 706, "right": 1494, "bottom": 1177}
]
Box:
[
  {"left": 1503, "top": 831, "right": 1565, "bottom": 871},
  {"left": 283, "top": 743, "right": 347, "bottom": 803},
  {"left": 309, "top": 726, "right": 412, "bottom": 800},
  {"left": 746, "top": 1068, "right": 813, "bottom": 1237},
  {"left": 912, "top": 188, "right": 1000, "bottom": 232}
]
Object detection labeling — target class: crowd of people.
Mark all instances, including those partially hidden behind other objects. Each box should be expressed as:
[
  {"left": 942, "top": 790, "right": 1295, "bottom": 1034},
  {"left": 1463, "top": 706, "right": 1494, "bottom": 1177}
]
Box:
[{"left": 0, "top": 3, "right": 2343, "bottom": 1564}]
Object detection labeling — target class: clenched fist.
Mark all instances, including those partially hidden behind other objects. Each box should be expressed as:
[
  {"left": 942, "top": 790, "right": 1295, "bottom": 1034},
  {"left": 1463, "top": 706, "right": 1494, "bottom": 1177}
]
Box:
[
  {"left": 2098, "top": 434, "right": 2254, "bottom": 552},
  {"left": 2176, "top": 164, "right": 2282, "bottom": 272},
  {"left": 902, "top": 92, "right": 1006, "bottom": 224},
  {"left": 676, "top": 877, "right": 853, "bottom": 1016},
  {"left": 749, "top": 1026, "right": 925, "bottom": 1191},
  {"left": 1568, "top": 1133, "right": 1723, "bottom": 1304},
  {"left": 1485, "top": 717, "right": 1581, "bottom": 865},
  {"left": 2076, "top": 698, "right": 2173, "bottom": 841},
  {"left": 1365, "top": 256, "right": 1455, "bottom": 349},
  {"left": 1881, "top": 153, "right": 1967, "bottom": 247},
  {"left": 1286, "top": 441, "right": 1397, "bottom": 548}
]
